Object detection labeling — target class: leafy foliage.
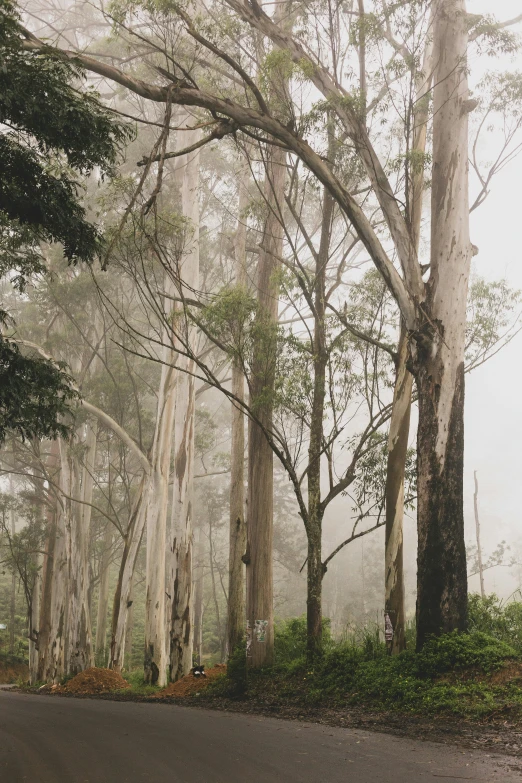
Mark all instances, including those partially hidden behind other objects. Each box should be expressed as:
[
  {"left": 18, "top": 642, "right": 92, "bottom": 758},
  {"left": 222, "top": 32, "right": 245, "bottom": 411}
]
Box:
[{"left": 0, "top": 0, "right": 130, "bottom": 442}]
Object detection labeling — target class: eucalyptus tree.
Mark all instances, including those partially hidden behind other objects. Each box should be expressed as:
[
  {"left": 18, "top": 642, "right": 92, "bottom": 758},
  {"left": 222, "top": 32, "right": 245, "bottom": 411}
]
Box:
[{"left": 21, "top": 0, "right": 522, "bottom": 654}]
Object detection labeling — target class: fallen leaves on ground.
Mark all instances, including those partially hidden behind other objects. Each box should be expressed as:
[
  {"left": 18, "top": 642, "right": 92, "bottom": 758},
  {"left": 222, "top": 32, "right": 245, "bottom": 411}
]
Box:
[
  {"left": 153, "top": 664, "right": 227, "bottom": 699},
  {"left": 60, "top": 667, "right": 130, "bottom": 695}
]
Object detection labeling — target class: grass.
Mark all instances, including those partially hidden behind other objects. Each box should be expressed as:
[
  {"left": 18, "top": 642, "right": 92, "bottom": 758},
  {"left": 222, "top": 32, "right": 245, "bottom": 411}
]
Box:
[{"left": 218, "top": 596, "right": 522, "bottom": 721}]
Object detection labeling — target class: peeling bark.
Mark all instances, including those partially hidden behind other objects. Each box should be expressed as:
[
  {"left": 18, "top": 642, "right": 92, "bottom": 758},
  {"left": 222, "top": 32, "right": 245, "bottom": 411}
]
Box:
[
  {"left": 95, "top": 523, "right": 113, "bottom": 660},
  {"left": 169, "top": 119, "right": 200, "bottom": 682},
  {"left": 415, "top": 0, "right": 471, "bottom": 648},
  {"left": 385, "top": 28, "right": 433, "bottom": 654}
]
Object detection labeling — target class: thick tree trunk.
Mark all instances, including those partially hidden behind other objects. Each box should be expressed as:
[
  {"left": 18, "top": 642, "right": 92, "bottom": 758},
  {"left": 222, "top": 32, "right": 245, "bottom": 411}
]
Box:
[
  {"left": 415, "top": 0, "right": 471, "bottom": 648},
  {"left": 95, "top": 523, "right": 113, "bottom": 661},
  {"left": 227, "top": 166, "right": 248, "bottom": 657},
  {"left": 29, "top": 550, "right": 42, "bottom": 683},
  {"left": 65, "top": 423, "right": 96, "bottom": 675},
  {"left": 246, "top": 143, "right": 286, "bottom": 668},
  {"left": 36, "top": 441, "right": 59, "bottom": 682},
  {"left": 45, "top": 444, "right": 69, "bottom": 683},
  {"left": 169, "top": 123, "right": 200, "bottom": 682},
  {"left": 144, "top": 371, "right": 175, "bottom": 685}
]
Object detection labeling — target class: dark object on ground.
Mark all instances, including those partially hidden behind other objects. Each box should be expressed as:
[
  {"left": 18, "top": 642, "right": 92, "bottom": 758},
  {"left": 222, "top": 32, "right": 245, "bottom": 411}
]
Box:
[{"left": 192, "top": 664, "right": 206, "bottom": 677}]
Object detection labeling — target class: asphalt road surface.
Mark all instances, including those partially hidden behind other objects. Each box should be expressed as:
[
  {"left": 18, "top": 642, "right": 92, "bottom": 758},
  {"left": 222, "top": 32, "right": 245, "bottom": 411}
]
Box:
[{"left": 0, "top": 689, "right": 519, "bottom": 782}]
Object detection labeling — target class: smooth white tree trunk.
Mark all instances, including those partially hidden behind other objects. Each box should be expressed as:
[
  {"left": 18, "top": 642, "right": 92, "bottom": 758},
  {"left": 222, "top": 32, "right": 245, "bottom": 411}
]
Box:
[
  {"left": 95, "top": 523, "right": 113, "bottom": 660},
  {"left": 168, "top": 118, "right": 200, "bottom": 682}
]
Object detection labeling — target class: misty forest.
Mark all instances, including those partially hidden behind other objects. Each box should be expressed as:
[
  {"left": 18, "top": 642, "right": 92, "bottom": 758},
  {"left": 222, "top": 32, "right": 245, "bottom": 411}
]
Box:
[{"left": 2, "top": 0, "right": 522, "bottom": 754}]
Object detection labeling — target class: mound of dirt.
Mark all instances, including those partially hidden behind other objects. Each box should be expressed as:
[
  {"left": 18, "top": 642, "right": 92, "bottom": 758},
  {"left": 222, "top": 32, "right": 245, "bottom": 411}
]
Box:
[
  {"left": 153, "top": 664, "right": 226, "bottom": 699},
  {"left": 62, "top": 667, "right": 130, "bottom": 695}
]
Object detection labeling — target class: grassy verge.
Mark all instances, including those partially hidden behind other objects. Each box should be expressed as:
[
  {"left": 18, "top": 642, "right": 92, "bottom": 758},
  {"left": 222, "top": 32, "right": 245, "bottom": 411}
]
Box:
[{"left": 209, "top": 597, "right": 522, "bottom": 722}]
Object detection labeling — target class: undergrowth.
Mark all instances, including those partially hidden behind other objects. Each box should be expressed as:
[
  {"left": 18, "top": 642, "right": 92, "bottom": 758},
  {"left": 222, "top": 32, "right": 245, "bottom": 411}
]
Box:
[{"left": 219, "top": 595, "right": 522, "bottom": 720}]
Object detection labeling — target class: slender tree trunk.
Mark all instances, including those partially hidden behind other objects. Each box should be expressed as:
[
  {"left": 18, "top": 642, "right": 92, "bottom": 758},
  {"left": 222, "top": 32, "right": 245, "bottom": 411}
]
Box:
[
  {"left": 384, "top": 31, "right": 433, "bottom": 653},
  {"left": 415, "top": 0, "right": 471, "bottom": 648},
  {"left": 168, "top": 121, "right": 200, "bottom": 682},
  {"left": 95, "top": 523, "right": 113, "bottom": 661},
  {"left": 9, "top": 476, "right": 16, "bottom": 654},
  {"left": 473, "top": 471, "right": 486, "bottom": 598},
  {"left": 36, "top": 441, "right": 59, "bottom": 682},
  {"left": 384, "top": 329, "right": 411, "bottom": 654},
  {"left": 306, "top": 185, "right": 333, "bottom": 658},
  {"left": 193, "top": 525, "right": 204, "bottom": 665},
  {"left": 124, "top": 581, "right": 135, "bottom": 671},
  {"left": 109, "top": 478, "right": 146, "bottom": 671},
  {"left": 227, "top": 164, "right": 248, "bottom": 657},
  {"left": 29, "top": 550, "right": 42, "bottom": 683}
]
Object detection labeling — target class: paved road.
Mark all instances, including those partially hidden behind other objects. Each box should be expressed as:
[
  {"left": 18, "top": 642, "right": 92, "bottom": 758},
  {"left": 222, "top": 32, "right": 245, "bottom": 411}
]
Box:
[{"left": 0, "top": 690, "right": 519, "bottom": 782}]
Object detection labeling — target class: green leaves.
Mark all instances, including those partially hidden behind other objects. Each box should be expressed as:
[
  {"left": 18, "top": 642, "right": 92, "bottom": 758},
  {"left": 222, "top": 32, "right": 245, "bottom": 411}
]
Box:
[{"left": 0, "top": 340, "right": 78, "bottom": 441}]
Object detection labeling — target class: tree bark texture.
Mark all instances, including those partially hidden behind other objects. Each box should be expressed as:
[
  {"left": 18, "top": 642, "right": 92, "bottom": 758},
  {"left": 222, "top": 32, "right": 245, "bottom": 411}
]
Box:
[
  {"left": 109, "top": 479, "right": 146, "bottom": 671},
  {"left": 144, "top": 359, "right": 176, "bottom": 685},
  {"left": 384, "top": 329, "right": 412, "bottom": 654},
  {"left": 169, "top": 122, "right": 200, "bottom": 682},
  {"left": 95, "top": 523, "right": 113, "bottom": 660},
  {"left": 45, "top": 442, "right": 69, "bottom": 683},
  {"left": 473, "top": 471, "right": 486, "bottom": 598},
  {"left": 227, "top": 164, "right": 248, "bottom": 657},
  {"left": 384, "top": 28, "right": 433, "bottom": 654},
  {"left": 193, "top": 525, "right": 204, "bottom": 665},
  {"left": 246, "top": 142, "right": 286, "bottom": 668},
  {"left": 415, "top": 0, "right": 471, "bottom": 648},
  {"left": 306, "top": 186, "right": 334, "bottom": 658},
  {"left": 63, "top": 424, "right": 96, "bottom": 676}
]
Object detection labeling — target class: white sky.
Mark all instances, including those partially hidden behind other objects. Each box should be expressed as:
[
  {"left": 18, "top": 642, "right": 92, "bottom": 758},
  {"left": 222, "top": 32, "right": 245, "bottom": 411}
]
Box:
[{"left": 464, "top": 0, "right": 522, "bottom": 595}]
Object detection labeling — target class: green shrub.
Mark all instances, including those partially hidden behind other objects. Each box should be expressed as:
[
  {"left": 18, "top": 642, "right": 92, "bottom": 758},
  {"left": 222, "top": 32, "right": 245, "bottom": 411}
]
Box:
[
  {"left": 468, "top": 594, "right": 522, "bottom": 652},
  {"left": 274, "top": 616, "right": 333, "bottom": 665},
  {"left": 226, "top": 641, "right": 248, "bottom": 698}
]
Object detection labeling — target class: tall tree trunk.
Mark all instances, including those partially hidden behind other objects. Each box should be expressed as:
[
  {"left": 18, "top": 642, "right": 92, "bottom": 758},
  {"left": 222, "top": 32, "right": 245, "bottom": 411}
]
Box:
[
  {"left": 95, "top": 523, "right": 113, "bottom": 661},
  {"left": 473, "top": 471, "right": 485, "bottom": 598},
  {"left": 384, "top": 31, "right": 433, "bottom": 653},
  {"left": 9, "top": 475, "right": 16, "bottom": 654},
  {"left": 45, "top": 442, "right": 69, "bottom": 683},
  {"left": 227, "top": 164, "right": 248, "bottom": 657},
  {"left": 306, "top": 186, "right": 333, "bottom": 658},
  {"left": 144, "top": 360, "right": 176, "bottom": 685},
  {"left": 109, "top": 478, "right": 146, "bottom": 671},
  {"left": 36, "top": 441, "right": 59, "bottom": 682},
  {"left": 384, "top": 328, "right": 411, "bottom": 654},
  {"left": 415, "top": 0, "right": 471, "bottom": 648},
  {"left": 124, "top": 581, "right": 135, "bottom": 671},
  {"left": 246, "top": 142, "right": 286, "bottom": 668},
  {"left": 193, "top": 525, "right": 204, "bottom": 665},
  {"left": 29, "top": 550, "right": 42, "bottom": 683},
  {"left": 169, "top": 121, "right": 200, "bottom": 682},
  {"left": 65, "top": 423, "right": 96, "bottom": 675}
]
